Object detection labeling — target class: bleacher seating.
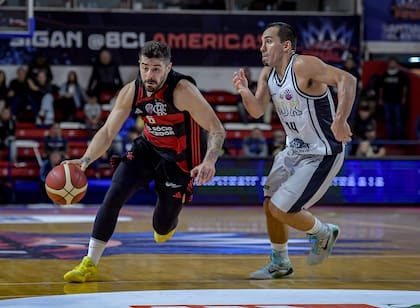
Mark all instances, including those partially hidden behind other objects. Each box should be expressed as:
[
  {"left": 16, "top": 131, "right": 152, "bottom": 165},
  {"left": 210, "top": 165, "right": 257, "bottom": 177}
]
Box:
[
  {"left": 1, "top": 122, "right": 92, "bottom": 181},
  {"left": 0, "top": 161, "right": 40, "bottom": 180},
  {"left": 4, "top": 89, "right": 261, "bottom": 181},
  {"left": 2, "top": 88, "right": 418, "bottom": 186},
  {"left": 214, "top": 105, "right": 242, "bottom": 123},
  {"left": 203, "top": 90, "right": 239, "bottom": 105}
]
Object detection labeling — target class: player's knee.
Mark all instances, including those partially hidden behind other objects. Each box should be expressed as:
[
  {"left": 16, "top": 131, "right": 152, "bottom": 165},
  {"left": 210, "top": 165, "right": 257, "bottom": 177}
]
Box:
[
  {"left": 267, "top": 200, "right": 289, "bottom": 222},
  {"left": 102, "top": 182, "right": 129, "bottom": 209},
  {"left": 263, "top": 198, "right": 271, "bottom": 215}
]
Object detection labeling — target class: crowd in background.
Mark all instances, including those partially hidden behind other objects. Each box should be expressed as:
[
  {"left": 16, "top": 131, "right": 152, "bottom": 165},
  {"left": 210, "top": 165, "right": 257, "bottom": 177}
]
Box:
[
  {"left": 0, "top": 47, "right": 415, "bottom": 175},
  {"left": 0, "top": 0, "right": 358, "bottom": 12}
]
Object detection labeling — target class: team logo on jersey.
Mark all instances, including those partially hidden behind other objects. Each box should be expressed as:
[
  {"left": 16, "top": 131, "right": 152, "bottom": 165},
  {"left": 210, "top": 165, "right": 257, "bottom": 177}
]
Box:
[
  {"left": 134, "top": 108, "right": 143, "bottom": 115},
  {"left": 172, "top": 192, "right": 183, "bottom": 199},
  {"left": 274, "top": 88, "right": 303, "bottom": 118},
  {"left": 284, "top": 89, "right": 293, "bottom": 100},
  {"left": 145, "top": 103, "right": 154, "bottom": 115},
  {"left": 165, "top": 181, "right": 182, "bottom": 188},
  {"left": 289, "top": 138, "right": 310, "bottom": 152},
  {"left": 145, "top": 102, "right": 167, "bottom": 116}
]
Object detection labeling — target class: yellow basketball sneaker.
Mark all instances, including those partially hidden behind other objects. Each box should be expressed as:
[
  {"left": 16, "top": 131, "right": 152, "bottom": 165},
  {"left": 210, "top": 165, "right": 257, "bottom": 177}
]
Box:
[
  {"left": 64, "top": 256, "right": 98, "bottom": 283},
  {"left": 154, "top": 229, "right": 176, "bottom": 243}
]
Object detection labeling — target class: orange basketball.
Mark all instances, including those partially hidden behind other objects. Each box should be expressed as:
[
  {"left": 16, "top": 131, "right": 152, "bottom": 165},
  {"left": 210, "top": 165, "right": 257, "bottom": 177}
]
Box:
[{"left": 45, "top": 163, "right": 88, "bottom": 205}]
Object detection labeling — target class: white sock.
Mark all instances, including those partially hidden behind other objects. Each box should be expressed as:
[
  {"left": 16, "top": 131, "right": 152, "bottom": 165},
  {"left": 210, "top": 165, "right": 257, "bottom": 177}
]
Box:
[
  {"left": 271, "top": 242, "right": 288, "bottom": 251},
  {"left": 87, "top": 237, "right": 107, "bottom": 265},
  {"left": 271, "top": 242, "right": 289, "bottom": 260},
  {"left": 306, "top": 217, "right": 323, "bottom": 234}
]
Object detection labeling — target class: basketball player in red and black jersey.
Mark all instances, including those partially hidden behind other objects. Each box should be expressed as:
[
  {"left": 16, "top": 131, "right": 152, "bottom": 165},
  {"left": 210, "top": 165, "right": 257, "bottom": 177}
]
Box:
[{"left": 63, "top": 41, "right": 226, "bottom": 283}]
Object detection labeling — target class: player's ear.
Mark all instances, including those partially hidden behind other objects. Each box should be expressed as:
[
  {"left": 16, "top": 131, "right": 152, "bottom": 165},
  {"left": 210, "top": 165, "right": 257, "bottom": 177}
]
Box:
[
  {"left": 167, "top": 62, "right": 173, "bottom": 72},
  {"left": 284, "top": 40, "right": 292, "bottom": 51}
]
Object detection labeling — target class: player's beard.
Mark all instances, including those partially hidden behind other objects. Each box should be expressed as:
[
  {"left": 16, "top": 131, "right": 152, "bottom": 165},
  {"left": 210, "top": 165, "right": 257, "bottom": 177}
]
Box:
[{"left": 145, "top": 79, "right": 160, "bottom": 93}]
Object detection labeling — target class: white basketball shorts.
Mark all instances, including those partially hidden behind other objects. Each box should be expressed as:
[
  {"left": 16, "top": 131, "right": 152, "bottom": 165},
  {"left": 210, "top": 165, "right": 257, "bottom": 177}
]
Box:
[{"left": 263, "top": 148, "right": 345, "bottom": 213}]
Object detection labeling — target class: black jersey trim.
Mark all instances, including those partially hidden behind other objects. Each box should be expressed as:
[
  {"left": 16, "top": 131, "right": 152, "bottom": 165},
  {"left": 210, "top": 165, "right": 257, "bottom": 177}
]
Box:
[{"left": 132, "top": 78, "right": 140, "bottom": 110}]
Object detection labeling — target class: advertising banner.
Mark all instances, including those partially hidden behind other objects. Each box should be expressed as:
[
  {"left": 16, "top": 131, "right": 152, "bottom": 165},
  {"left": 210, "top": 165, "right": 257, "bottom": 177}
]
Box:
[
  {"left": 12, "top": 158, "right": 420, "bottom": 205},
  {"left": 364, "top": 0, "right": 420, "bottom": 42},
  {"left": 0, "top": 11, "right": 360, "bottom": 67},
  {"left": 192, "top": 158, "right": 420, "bottom": 205}
]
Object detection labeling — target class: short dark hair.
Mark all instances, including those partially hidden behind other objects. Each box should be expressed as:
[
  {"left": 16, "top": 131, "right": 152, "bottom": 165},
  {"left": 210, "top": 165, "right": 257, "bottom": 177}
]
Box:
[
  {"left": 265, "top": 22, "right": 297, "bottom": 51},
  {"left": 139, "top": 41, "right": 171, "bottom": 61}
]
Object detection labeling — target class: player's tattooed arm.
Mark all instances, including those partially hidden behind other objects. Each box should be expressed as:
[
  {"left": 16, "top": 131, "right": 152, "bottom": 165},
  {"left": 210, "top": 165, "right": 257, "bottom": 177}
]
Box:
[
  {"left": 204, "top": 131, "right": 225, "bottom": 163},
  {"left": 80, "top": 156, "right": 91, "bottom": 166}
]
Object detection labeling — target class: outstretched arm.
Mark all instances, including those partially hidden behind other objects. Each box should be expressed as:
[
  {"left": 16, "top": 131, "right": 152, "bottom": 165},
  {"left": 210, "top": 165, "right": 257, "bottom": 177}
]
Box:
[{"left": 64, "top": 82, "right": 134, "bottom": 171}]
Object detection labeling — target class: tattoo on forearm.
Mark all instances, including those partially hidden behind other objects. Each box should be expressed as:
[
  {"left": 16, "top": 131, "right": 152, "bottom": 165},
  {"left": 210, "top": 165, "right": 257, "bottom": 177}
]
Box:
[
  {"left": 205, "top": 131, "right": 225, "bottom": 161},
  {"left": 80, "top": 157, "right": 91, "bottom": 165}
]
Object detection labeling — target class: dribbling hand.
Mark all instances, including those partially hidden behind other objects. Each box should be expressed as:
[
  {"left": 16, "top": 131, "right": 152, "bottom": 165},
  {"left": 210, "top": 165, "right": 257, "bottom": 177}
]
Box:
[{"left": 190, "top": 162, "right": 215, "bottom": 186}]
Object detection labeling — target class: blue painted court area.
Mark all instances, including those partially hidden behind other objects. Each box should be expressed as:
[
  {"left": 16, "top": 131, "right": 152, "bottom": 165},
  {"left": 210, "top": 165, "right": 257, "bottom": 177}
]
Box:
[{"left": 0, "top": 231, "right": 396, "bottom": 260}]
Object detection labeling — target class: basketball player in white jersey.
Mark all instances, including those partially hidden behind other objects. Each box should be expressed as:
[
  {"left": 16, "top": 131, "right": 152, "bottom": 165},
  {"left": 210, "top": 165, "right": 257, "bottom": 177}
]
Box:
[{"left": 233, "top": 22, "right": 356, "bottom": 279}]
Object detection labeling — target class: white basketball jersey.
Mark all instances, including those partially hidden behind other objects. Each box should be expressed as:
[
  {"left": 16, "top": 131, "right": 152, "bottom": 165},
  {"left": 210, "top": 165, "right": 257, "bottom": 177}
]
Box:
[{"left": 268, "top": 54, "right": 343, "bottom": 155}]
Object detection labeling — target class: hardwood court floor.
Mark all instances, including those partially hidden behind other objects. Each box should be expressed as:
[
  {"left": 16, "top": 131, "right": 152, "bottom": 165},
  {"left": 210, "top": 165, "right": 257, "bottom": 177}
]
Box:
[{"left": 0, "top": 204, "right": 419, "bottom": 300}]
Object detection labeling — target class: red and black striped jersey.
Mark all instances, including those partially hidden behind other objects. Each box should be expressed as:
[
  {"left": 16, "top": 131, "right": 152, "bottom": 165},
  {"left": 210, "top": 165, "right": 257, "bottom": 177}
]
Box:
[{"left": 131, "top": 70, "right": 207, "bottom": 173}]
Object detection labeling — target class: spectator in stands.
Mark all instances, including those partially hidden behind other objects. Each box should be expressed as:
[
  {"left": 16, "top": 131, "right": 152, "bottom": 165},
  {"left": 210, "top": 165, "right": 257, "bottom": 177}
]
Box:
[
  {"left": 84, "top": 92, "right": 123, "bottom": 178},
  {"left": 123, "top": 126, "right": 141, "bottom": 152},
  {"left": 0, "top": 107, "right": 17, "bottom": 163},
  {"left": 352, "top": 100, "right": 377, "bottom": 141},
  {"left": 355, "top": 124, "right": 386, "bottom": 158},
  {"left": 342, "top": 56, "right": 359, "bottom": 81},
  {"left": 7, "top": 66, "right": 34, "bottom": 121},
  {"left": 56, "top": 70, "right": 87, "bottom": 122},
  {"left": 361, "top": 72, "right": 382, "bottom": 103},
  {"left": 87, "top": 49, "right": 123, "bottom": 104},
  {"left": 42, "top": 123, "right": 68, "bottom": 160},
  {"left": 108, "top": 89, "right": 119, "bottom": 109},
  {"left": 0, "top": 70, "right": 8, "bottom": 111},
  {"left": 115, "top": 115, "right": 138, "bottom": 153},
  {"left": 270, "top": 128, "right": 286, "bottom": 156},
  {"left": 28, "top": 70, "right": 56, "bottom": 126},
  {"left": 350, "top": 100, "right": 377, "bottom": 156},
  {"left": 39, "top": 150, "right": 66, "bottom": 202},
  {"left": 88, "top": 113, "right": 132, "bottom": 178},
  {"left": 89, "top": 130, "right": 126, "bottom": 179},
  {"left": 84, "top": 93, "right": 127, "bottom": 178},
  {"left": 27, "top": 53, "right": 53, "bottom": 85},
  {"left": 242, "top": 127, "right": 269, "bottom": 157},
  {"left": 378, "top": 57, "right": 409, "bottom": 139},
  {"left": 84, "top": 91, "right": 103, "bottom": 139}
]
